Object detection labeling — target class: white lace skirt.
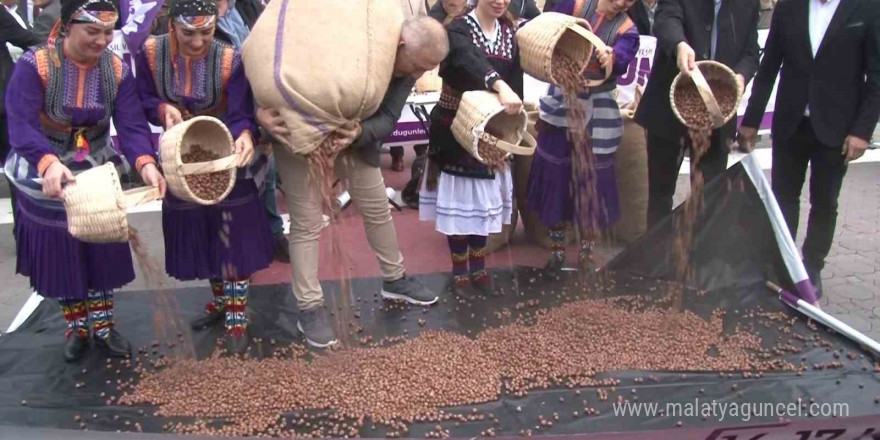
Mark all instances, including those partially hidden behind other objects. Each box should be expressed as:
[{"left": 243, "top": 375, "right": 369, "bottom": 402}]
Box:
[{"left": 419, "top": 165, "right": 513, "bottom": 236}]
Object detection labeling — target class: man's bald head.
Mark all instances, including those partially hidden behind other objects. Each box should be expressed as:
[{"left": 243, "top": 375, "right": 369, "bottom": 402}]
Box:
[{"left": 393, "top": 16, "right": 449, "bottom": 79}]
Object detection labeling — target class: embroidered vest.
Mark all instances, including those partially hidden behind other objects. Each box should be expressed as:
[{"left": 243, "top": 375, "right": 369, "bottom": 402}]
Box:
[
  {"left": 33, "top": 42, "right": 123, "bottom": 163},
  {"left": 144, "top": 35, "right": 236, "bottom": 120}
]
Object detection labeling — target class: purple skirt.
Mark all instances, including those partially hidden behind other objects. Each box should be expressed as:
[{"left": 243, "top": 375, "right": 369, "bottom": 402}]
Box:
[
  {"left": 163, "top": 179, "right": 273, "bottom": 281},
  {"left": 526, "top": 124, "right": 621, "bottom": 230},
  {"left": 14, "top": 193, "right": 135, "bottom": 299}
]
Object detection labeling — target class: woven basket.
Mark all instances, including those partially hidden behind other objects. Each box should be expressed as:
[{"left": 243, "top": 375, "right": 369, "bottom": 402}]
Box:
[
  {"left": 451, "top": 91, "right": 537, "bottom": 164},
  {"left": 64, "top": 163, "right": 162, "bottom": 243},
  {"left": 415, "top": 67, "right": 442, "bottom": 93},
  {"left": 159, "top": 116, "right": 238, "bottom": 205},
  {"left": 670, "top": 60, "right": 743, "bottom": 129},
  {"left": 516, "top": 12, "right": 611, "bottom": 88}
]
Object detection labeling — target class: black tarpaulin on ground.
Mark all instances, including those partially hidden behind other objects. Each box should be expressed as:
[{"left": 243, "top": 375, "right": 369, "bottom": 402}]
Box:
[{"left": 0, "top": 162, "right": 878, "bottom": 438}]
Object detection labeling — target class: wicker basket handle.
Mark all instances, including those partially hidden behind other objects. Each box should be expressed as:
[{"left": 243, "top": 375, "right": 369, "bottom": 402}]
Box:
[
  {"left": 179, "top": 153, "right": 240, "bottom": 176},
  {"left": 122, "top": 186, "right": 163, "bottom": 207},
  {"left": 688, "top": 65, "right": 726, "bottom": 128},
  {"left": 567, "top": 25, "right": 613, "bottom": 88},
  {"left": 490, "top": 131, "right": 537, "bottom": 156}
]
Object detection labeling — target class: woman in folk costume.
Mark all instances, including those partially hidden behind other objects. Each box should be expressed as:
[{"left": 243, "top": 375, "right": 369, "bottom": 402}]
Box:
[
  {"left": 419, "top": 0, "right": 523, "bottom": 300},
  {"left": 527, "top": 0, "right": 638, "bottom": 273},
  {"left": 135, "top": 0, "right": 272, "bottom": 355},
  {"left": 3, "top": 0, "right": 167, "bottom": 362}
]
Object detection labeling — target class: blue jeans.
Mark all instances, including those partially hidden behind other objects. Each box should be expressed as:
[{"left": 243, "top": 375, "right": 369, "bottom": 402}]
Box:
[{"left": 263, "top": 156, "right": 284, "bottom": 238}]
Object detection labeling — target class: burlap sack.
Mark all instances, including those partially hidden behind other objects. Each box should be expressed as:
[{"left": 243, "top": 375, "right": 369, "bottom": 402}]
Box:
[
  {"left": 242, "top": 0, "right": 403, "bottom": 155},
  {"left": 612, "top": 87, "right": 648, "bottom": 244}
]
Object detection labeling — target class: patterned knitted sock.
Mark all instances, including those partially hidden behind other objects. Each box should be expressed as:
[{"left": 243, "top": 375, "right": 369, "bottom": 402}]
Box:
[
  {"left": 206, "top": 279, "right": 226, "bottom": 314},
  {"left": 59, "top": 298, "right": 89, "bottom": 340},
  {"left": 447, "top": 235, "right": 470, "bottom": 287},
  {"left": 224, "top": 279, "right": 249, "bottom": 337},
  {"left": 549, "top": 226, "right": 566, "bottom": 262},
  {"left": 467, "top": 235, "right": 489, "bottom": 285},
  {"left": 88, "top": 290, "right": 114, "bottom": 340}
]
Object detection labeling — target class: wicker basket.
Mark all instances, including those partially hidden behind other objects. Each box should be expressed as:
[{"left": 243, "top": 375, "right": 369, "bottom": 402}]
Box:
[
  {"left": 670, "top": 60, "right": 743, "bottom": 129},
  {"left": 64, "top": 163, "right": 162, "bottom": 243},
  {"left": 516, "top": 12, "right": 611, "bottom": 88},
  {"left": 415, "top": 67, "right": 442, "bottom": 93},
  {"left": 159, "top": 116, "right": 238, "bottom": 205},
  {"left": 451, "top": 91, "right": 537, "bottom": 164}
]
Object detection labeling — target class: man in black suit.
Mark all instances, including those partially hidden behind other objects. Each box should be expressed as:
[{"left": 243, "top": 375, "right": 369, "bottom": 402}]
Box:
[
  {"left": 635, "top": 0, "right": 761, "bottom": 228},
  {"left": 739, "top": 0, "right": 880, "bottom": 297},
  {"left": 1, "top": 6, "right": 41, "bottom": 233},
  {"left": 627, "top": 0, "right": 657, "bottom": 35}
]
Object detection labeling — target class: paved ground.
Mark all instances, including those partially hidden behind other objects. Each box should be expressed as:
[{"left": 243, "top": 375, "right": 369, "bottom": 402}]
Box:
[{"left": 1, "top": 142, "right": 878, "bottom": 345}]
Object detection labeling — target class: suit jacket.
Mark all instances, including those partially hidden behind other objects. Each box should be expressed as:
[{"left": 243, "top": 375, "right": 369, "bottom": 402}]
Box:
[
  {"left": 634, "top": 0, "right": 761, "bottom": 142},
  {"left": 627, "top": 0, "right": 654, "bottom": 35},
  {"left": 8, "top": 0, "right": 30, "bottom": 27},
  {"left": 1, "top": 6, "right": 40, "bottom": 158},
  {"left": 742, "top": 0, "right": 880, "bottom": 146},
  {"left": 1, "top": 7, "right": 40, "bottom": 110},
  {"left": 31, "top": 0, "right": 59, "bottom": 41}
]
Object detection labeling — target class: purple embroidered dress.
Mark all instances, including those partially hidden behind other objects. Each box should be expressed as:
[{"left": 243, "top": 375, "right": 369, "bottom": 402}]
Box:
[
  {"left": 135, "top": 34, "right": 272, "bottom": 283},
  {"left": 4, "top": 43, "right": 156, "bottom": 299}
]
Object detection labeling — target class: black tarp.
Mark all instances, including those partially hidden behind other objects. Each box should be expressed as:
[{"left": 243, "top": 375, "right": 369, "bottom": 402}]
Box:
[{"left": 0, "top": 163, "right": 878, "bottom": 439}]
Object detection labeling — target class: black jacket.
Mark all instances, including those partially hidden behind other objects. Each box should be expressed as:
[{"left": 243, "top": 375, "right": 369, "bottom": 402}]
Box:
[
  {"left": 1, "top": 8, "right": 40, "bottom": 115},
  {"left": 627, "top": 0, "right": 654, "bottom": 35},
  {"left": 1, "top": 7, "right": 41, "bottom": 159},
  {"left": 634, "top": 0, "right": 761, "bottom": 142},
  {"left": 351, "top": 76, "right": 417, "bottom": 168},
  {"left": 742, "top": 0, "right": 880, "bottom": 146},
  {"left": 509, "top": 0, "right": 541, "bottom": 19}
]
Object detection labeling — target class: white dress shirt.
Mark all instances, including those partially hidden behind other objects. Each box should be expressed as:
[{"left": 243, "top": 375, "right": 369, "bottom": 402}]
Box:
[{"left": 806, "top": 0, "right": 841, "bottom": 115}]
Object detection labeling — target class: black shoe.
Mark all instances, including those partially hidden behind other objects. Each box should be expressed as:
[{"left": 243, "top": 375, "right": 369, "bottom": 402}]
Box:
[
  {"left": 64, "top": 334, "right": 89, "bottom": 363},
  {"left": 225, "top": 334, "right": 250, "bottom": 356},
  {"left": 190, "top": 309, "right": 225, "bottom": 330},
  {"left": 273, "top": 235, "right": 290, "bottom": 263},
  {"left": 94, "top": 329, "right": 131, "bottom": 358}
]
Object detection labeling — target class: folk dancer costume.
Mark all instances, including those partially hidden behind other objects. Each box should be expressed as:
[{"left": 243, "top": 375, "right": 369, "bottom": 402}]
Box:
[
  {"left": 527, "top": 0, "right": 638, "bottom": 271},
  {"left": 419, "top": 10, "right": 522, "bottom": 298},
  {"left": 4, "top": 0, "right": 155, "bottom": 361},
  {"left": 135, "top": 0, "right": 272, "bottom": 352}
]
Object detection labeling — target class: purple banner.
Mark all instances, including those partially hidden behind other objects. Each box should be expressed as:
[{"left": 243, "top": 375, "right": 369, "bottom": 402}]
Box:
[
  {"left": 119, "top": 0, "right": 165, "bottom": 56},
  {"left": 386, "top": 121, "right": 429, "bottom": 145}
]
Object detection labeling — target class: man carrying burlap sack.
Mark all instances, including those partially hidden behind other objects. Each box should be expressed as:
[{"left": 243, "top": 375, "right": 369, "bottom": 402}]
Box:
[{"left": 257, "top": 17, "right": 449, "bottom": 348}]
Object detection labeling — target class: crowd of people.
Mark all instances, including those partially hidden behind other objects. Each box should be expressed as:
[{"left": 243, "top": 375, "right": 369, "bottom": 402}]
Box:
[{"left": 0, "top": 0, "right": 876, "bottom": 364}]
